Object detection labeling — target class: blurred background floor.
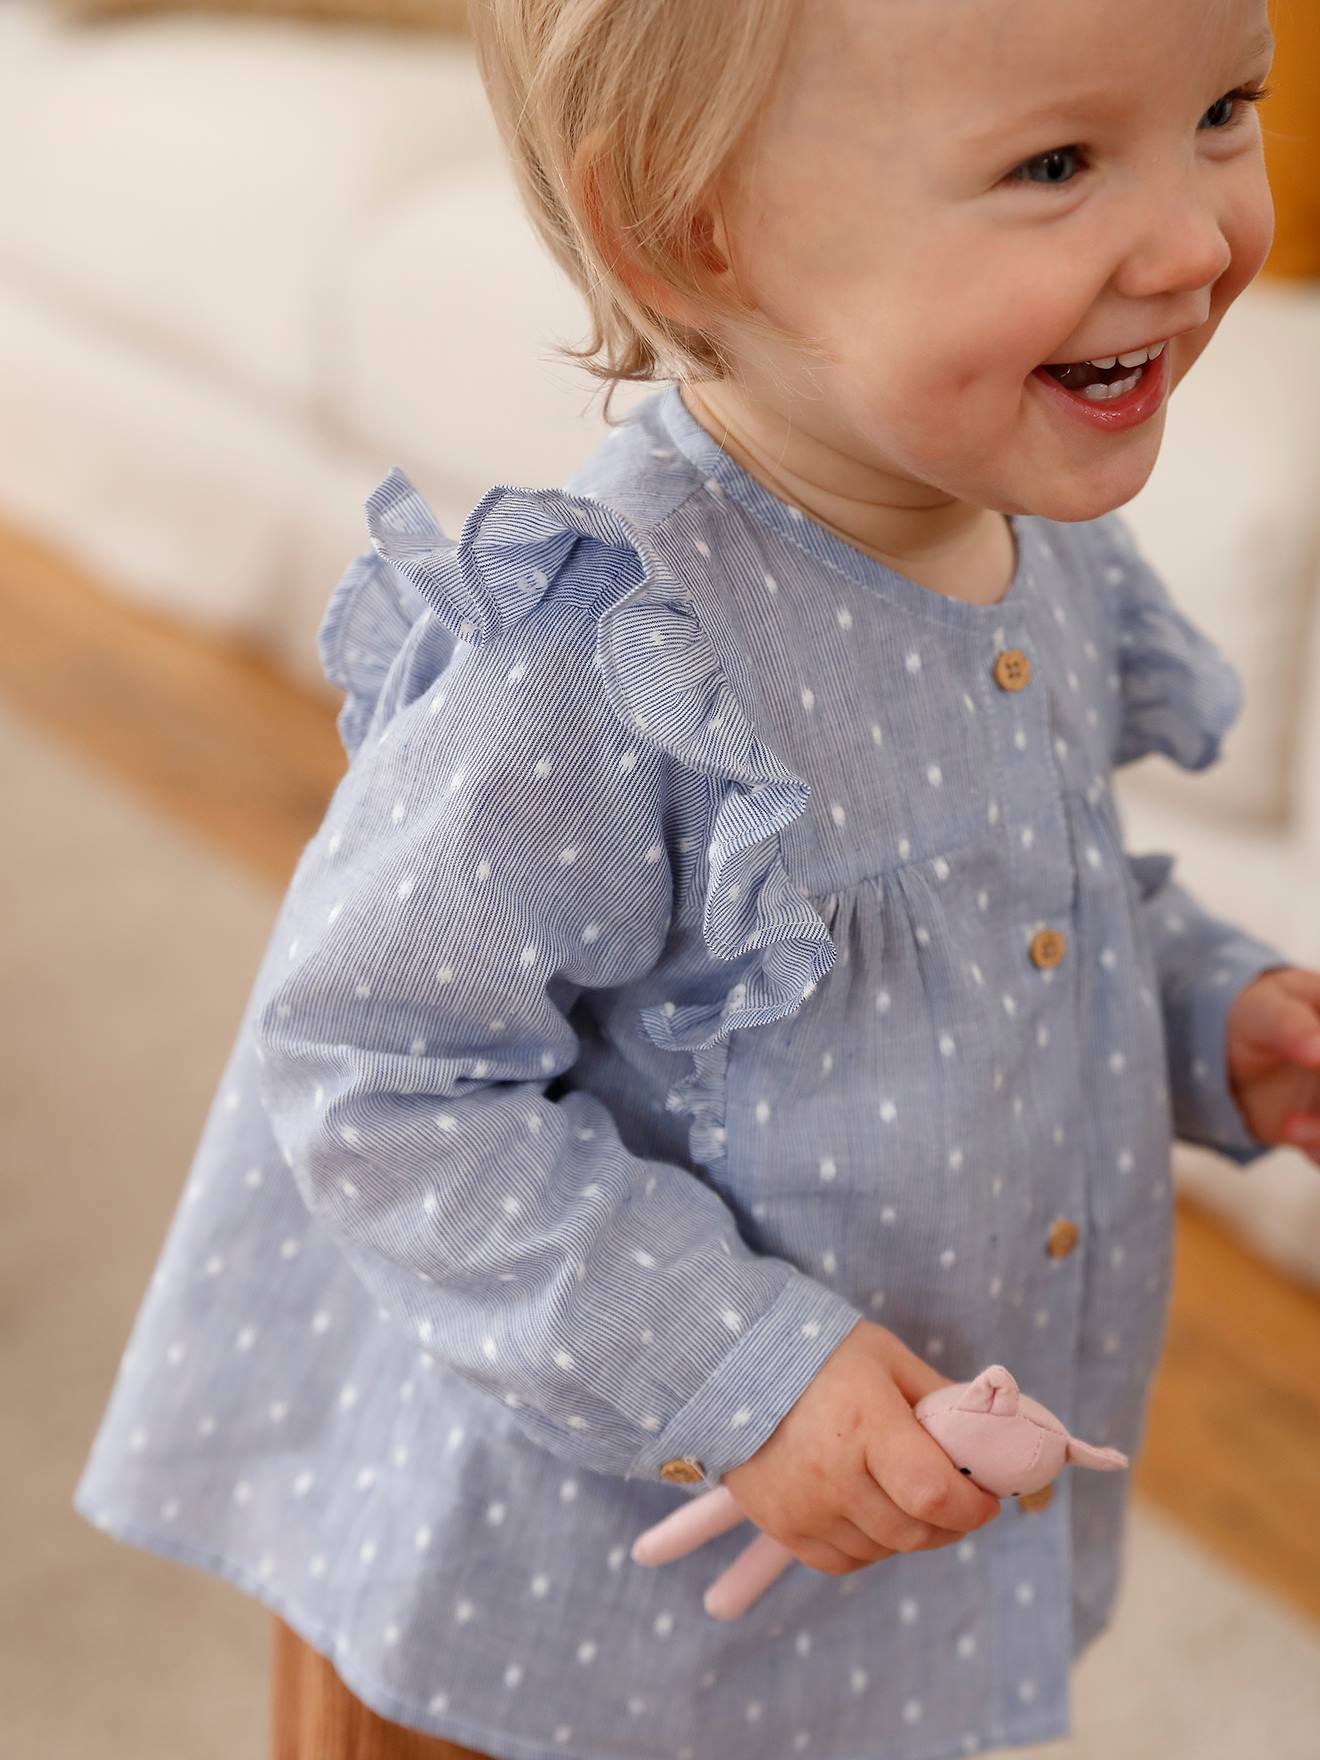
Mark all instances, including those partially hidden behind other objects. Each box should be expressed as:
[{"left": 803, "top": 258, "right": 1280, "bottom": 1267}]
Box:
[{"left": 3, "top": 533, "right": 1320, "bottom": 1757}]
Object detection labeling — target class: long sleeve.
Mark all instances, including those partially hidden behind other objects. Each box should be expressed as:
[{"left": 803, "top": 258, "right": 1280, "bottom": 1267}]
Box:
[
  {"left": 250, "top": 487, "right": 865, "bottom": 1491},
  {"left": 1105, "top": 512, "right": 1290, "bottom": 1170},
  {"left": 1124, "top": 851, "right": 1287, "bottom": 1165}
]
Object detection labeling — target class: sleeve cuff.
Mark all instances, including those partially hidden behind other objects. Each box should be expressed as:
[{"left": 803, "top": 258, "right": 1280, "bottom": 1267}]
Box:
[
  {"left": 626, "top": 1274, "right": 866, "bottom": 1490},
  {"left": 1171, "top": 943, "right": 1292, "bottom": 1167}
]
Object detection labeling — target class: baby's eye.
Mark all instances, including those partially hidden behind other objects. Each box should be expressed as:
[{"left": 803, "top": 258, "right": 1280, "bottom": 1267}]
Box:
[
  {"left": 1006, "top": 145, "right": 1085, "bottom": 190},
  {"left": 1002, "top": 84, "right": 1272, "bottom": 192},
  {"left": 1201, "top": 83, "right": 1273, "bottom": 132}
]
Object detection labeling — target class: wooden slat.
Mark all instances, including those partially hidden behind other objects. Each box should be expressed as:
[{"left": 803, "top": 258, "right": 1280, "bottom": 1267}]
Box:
[
  {"left": 0, "top": 514, "right": 345, "bottom": 886},
  {"left": 269, "top": 1614, "right": 492, "bottom": 1759},
  {"left": 1138, "top": 1197, "right": 1320, "bottom": 1623}
]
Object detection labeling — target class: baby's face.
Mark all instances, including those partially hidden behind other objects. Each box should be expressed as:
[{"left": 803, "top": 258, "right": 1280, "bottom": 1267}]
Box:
[{"left": 715, "top": 0, "right": 1275, "bottom": 522}]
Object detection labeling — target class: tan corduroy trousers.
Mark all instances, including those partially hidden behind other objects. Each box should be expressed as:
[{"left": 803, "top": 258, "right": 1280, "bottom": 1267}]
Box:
[{"left": 269, "top": 1614, "right": 496, "bottom": 1760}]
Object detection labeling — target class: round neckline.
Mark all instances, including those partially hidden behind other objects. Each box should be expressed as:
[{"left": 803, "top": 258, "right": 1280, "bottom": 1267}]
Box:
[{"left": 658, "top": 381, "right": 1034, "bottom": 630}]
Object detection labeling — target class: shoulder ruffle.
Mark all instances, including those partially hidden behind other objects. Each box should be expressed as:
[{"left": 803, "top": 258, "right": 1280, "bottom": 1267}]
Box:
[
  {"left": 1106, "top": 517, "right": 1244, "bottom": 771},
  {"left": 316, "top": 547, "right": 429, "bottom": 760},
  {"left": 317, "top": 466, "right": 836, "bottom": 1075},
  {"left": 596, "top": 561, "right": 836, "bottom": 1055},
  {"left": 318, "top": 465, "right": 647, "bottom": 758}
]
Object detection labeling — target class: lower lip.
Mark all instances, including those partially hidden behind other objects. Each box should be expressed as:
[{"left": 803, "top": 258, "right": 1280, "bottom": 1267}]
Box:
[{"left": 1029, "top": 342, "right": 1171, "bottom": 433}]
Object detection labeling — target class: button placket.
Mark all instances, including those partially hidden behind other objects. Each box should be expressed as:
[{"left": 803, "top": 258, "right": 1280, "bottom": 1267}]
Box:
[
  {"left": 992, "top": 637, "right": 1084, "bottom": 1295},
  {"left": 986, "top": 625, "right": 1086, "bottom": 1338},
  {"left": 985, "top": 626, "right": 1068, "bottom": 920}
]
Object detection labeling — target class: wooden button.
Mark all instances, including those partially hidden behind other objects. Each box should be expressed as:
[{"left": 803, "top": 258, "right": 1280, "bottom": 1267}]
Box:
[
  {"left": 659, "top": 1457, "right": 705, "bottom": 1484},
  {"left": 1029, "top": 928, "right": 1066, "bottom": 969},
  {"left": 1046, "top": 1217, "right": 1080, "bottom": 1258},
  {"left": 992, "top": 648, "right": 1032, "bottom": 691},
  {"left": 1018, "top": 1484, "right": 1054, "bottom": 1514}
]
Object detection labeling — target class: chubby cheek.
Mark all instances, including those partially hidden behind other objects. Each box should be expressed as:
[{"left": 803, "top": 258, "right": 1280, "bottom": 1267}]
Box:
[
  {"left": 844, "top": 347, "right": 1013, "bottom": 474},
  {"left": 1173, "top": 185, "right": 1274, "bottom": 386},
  {"left": 898, "top": 267, "right": 1066, "bottom": 406},
  {"left": 1228, "top": 169, "right": 1277, "bottom": 291},
  {"left": 886, "top": 319, "right": 1042, "bottom": 435},
  {"left": 1213, "top": 183, "right": 1275, "bottom": 321}
]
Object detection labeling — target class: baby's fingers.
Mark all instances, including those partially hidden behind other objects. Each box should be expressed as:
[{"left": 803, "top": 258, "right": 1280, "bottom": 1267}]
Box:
[
  {"left": 865, "top": 1411, "right": 1001, "bottom": 1536},
  {"left": 844, "top": 1462, "right": 974, "bottom": 1556}
]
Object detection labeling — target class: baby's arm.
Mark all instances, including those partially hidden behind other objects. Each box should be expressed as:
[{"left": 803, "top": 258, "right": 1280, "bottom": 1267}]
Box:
[
  {"left": 1104, "top": 514, "right": 1290, "bottom": 1166},
  {"left": 250, "top": 598, "right": 864, "bottom": 1488},
  {"left": 1122, "top": 848, "right": 1287, "bottom": 1164}
]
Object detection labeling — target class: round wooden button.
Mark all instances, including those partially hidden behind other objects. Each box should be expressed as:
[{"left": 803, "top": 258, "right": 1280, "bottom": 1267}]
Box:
[
  {"left": 1018, "top": 1484, "right": 1054, "bottom": 1514},
  {"left": 1046, "top": 1217, "right": 1080, "bottom": 1258},
  {"left": 659, "top": 1457, "right": 705, "bottom": 1484},
  {"left": 992, "top": 648, "right": 1032, "bottom": 691},
  {"left": 1029, "top": 927, "right": 1066, "bottom": 968}
]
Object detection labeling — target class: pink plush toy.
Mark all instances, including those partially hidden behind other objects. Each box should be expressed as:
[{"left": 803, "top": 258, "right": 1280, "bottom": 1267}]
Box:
[{"left": 630, "top": 1364, "right": 1129, "bottom": 1619}]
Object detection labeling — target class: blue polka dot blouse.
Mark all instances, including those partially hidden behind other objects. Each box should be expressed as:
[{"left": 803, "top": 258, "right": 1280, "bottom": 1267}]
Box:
[{"left": 73, "top": 381, "right": 1287, "bottom": 1760}]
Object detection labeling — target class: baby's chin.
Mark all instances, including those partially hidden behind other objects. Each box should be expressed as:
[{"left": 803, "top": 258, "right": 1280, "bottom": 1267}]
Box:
[
  {"left": 1022, "top": 478, "right": 1162, "bottom": 525},
  {"left": 889, "top": 407, "right": 1171, "bottom": 528},
  {"left": 1004, "top": 421, "right": 1171, "bottom": 524}
]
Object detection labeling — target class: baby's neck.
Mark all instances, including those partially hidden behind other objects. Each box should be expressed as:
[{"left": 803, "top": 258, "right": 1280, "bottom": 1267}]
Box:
[{"left": 678, "top": 379, "right": 1015, "bottom": 608}]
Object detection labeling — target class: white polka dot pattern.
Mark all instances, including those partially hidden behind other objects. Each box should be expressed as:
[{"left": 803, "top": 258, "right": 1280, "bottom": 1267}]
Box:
[{"left": 70, "top": 383, "right": 1288, "bottom": 1760}]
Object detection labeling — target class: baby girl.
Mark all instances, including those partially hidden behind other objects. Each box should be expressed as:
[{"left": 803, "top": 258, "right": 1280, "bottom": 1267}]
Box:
[{"left": 75, "top": 2, "right": 1320, "bottom": 1758}]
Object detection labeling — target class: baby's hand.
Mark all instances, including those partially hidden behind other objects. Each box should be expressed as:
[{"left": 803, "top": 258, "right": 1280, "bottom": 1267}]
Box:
[
  {"left": 720, "top": 1321, "right": 1001, "bottom": 1577},
  {"left": 1225, "top": 964, "right": 1320, "bottom": 1163}
]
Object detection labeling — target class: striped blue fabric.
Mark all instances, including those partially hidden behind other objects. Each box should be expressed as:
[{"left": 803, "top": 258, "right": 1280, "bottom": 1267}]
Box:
[{"left": 73, "top": 381, "right": 1287, "bottom": 1760}]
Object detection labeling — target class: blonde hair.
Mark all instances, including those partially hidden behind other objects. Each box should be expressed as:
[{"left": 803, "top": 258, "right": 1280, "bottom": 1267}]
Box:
[{"left": 467, "top": 0, "right": 825, "bottom": 422}]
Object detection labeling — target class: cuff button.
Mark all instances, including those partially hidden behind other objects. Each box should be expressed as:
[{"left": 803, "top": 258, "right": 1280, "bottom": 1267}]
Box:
[{"left": 660, "top": 1457, "right": 705, "bottom": 1484}]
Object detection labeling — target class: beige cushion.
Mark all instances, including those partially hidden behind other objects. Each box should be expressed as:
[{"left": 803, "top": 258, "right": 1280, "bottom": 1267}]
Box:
[
  {"left": 0, "top": 9, "right": 486, "bottom": 411},
  {"left": 1116, "top": 281, "right": 1320, "bottom": 830},
  {"left": 324, "top": 159, "right": 655, "bottom": 523}
]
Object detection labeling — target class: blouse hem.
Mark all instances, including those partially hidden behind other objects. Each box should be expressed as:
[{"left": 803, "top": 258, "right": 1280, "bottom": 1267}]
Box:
[{"left": 71, "top": 1493, "right": 1077, "bottom": 1760}]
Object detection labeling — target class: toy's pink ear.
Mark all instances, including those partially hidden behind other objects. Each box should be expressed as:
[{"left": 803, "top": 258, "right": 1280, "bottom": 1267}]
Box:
[
  {"left": 1066, "top": 1436, "right": 1129, "bottom": 1471},
  {"left": 957, "top": 1364, "right": 1019, "bottom": 1418}
]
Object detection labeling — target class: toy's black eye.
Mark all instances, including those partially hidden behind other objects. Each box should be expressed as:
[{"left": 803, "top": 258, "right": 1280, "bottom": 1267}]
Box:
[
  {"left": 959, "top": 1467, "right": 971, "bottom": 1475},
  {"left": 1011, "top": 1491, "right": 1019, "bottom": 1496}
]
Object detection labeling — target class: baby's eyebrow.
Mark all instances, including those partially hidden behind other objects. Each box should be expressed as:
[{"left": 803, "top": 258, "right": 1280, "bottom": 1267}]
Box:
[{"left": 958, "top": 22, "right": 1275, "bottom": 154}]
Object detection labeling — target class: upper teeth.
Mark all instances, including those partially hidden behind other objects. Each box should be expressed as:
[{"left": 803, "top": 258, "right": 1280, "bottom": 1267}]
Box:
[{"left": 1086, "top": 341, "right": 1167, "bottom": 369}]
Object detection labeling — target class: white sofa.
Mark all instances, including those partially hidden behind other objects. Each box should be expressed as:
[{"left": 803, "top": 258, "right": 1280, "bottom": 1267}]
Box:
[{"left": 2, "top": 1, "right": 1319, "bottom": 1282}]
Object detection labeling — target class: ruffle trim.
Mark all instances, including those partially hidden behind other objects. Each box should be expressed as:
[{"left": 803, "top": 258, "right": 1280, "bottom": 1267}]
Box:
[
  {"left": 318, "top": 467, "right": 837, "bottom": 1074},
  {"left": 596, "top": 560, "right": 836, "bottom": 1056},
  {"left": 317, "top": 548, "right": 429, "bottom": 759},
  {"left": 1110, "top": 537, "right": 1244, "bottom": 772},
  {"left": 661, "top": 1039, "right": 737, "bottom": 1173},
  {"left": 317, "top": 465, "right": 655, "bottom": 757}
]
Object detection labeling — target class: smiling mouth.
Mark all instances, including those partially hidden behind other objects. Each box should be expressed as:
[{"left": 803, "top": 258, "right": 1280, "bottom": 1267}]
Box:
[
  {"left": 1029, "top": 337, "right": 1172, "bottom": 423},
  {"left": 1038, "top": 342, "right": 1167, "bottom": 401},
  {"left": 1036, "top": 326, "right": 1196, "bottom": 394}
]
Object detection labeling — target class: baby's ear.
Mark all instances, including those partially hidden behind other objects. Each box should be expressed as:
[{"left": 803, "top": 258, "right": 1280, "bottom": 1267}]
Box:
[
  {"left": 1066, "top": 1437, "right": 1129, "bottom": 1472},
  {"left": 570, "top": 130, "right": 728, "bottom": 326}
]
